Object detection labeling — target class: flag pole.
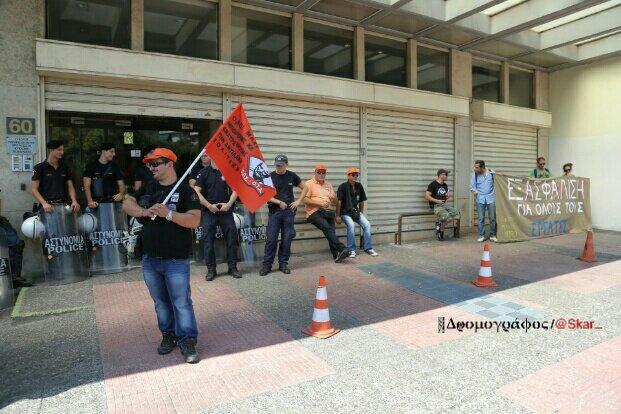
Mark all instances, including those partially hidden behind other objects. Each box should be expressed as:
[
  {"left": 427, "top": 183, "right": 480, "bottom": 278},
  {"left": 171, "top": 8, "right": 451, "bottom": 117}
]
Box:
[{"left": 151, "top": 148, "right": 206, "bottom": 220}]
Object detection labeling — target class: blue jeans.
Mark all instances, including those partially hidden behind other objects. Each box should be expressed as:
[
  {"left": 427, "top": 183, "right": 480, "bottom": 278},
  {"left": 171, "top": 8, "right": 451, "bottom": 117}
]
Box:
[
  {"left": 476, "top": 202, "right": 497, "bottom": 237},
  {"left": 142, "top": 256, "right": 198, "bottom": 341},
  {"left": 262, "top": 209, "right": 295, "bottom": 268},
  {"left": 341, "top": 213, "right": 373, "bottom": 252}
]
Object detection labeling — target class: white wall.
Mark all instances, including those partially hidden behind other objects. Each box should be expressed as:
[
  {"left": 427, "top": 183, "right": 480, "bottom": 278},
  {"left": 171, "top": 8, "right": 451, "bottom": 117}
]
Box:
[{"left": 549, "top": 55, "right": 621, "bottom": 231}]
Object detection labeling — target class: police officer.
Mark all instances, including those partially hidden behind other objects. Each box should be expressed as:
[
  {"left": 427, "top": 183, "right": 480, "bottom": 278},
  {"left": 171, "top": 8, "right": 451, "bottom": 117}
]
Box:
[
  {"left": 122, "top": 148, "right": 201, "bottom": 363},
  {"left": 194, "top": 160, "right": 241, "bottom": 280},
  {"left": 31, "top": 140, "right": 80, "bottom": 213},
  {"left": 83, "top": 142, "right": 125, "bottom": 208},
  {"left": 133, "top": 145, "right": 157, "bottom": 191},
  {"left": 189, "top": 153, "right": 211, "bottom": 188},
  {"left": 259, "top": 154, "right": 304, "bottom": 276}
]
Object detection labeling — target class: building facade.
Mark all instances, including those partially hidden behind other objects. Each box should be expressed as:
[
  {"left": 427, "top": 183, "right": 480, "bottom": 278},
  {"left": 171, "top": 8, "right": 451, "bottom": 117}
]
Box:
[{"left": 1, "top": 0, "right": 560, "bottom": 274}]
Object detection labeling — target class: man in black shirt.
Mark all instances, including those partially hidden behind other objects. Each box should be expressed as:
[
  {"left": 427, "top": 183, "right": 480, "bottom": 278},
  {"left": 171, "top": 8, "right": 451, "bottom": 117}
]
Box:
[
  {"left": 122, "top": 148, "right": 201, "bottom": 364},
  {"left": 425, "top": 169, "right": 461, "bottom": 241},
  {"left": 336, "top": 167, "right": 378, "bottom": 258},
  {"left": 83, "top": 143, "right": 125, "bottom": 207},
  {"left": 194, "top": 160, "right": 241, "bottom": 280},
  {"left": 31, "top": 140, "right": 80, "bottom": 213},
  {"left": 259, "top": 154, "right": 304, "bottom": 276},
  {"left": 133, "top": 145, "right": 157, "bottom": 191}
]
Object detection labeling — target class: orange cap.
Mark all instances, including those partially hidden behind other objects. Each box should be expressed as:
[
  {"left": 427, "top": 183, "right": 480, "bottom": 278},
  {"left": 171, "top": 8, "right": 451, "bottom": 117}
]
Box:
[
  {"left": 346, "top": 167, "right": 360, "bottom": 175},
  {"left": 315, "top": 164, "right": 327, "bottom": 172},
  {"left": 142, "top": 148, "right": 178, "bottom": 164}
]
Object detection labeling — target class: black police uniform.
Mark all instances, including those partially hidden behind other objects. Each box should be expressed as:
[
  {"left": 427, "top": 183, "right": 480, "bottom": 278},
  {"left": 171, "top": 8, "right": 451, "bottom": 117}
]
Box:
[
  {"left": 83, "top": 161, "right": 124, "bottom": 203},
  {"left": 32, "top": 161, "right": 72, "bottom": 204},
  {"left": 195, "top": 167, "right": 238, "bottom": 269}
]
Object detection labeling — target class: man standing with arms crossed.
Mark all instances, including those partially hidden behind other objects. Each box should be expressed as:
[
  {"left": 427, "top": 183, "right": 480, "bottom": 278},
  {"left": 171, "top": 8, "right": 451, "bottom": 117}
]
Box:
[
  {"left": 470, "top": 160, "right": 497, "bottom": 242},
  {"left": 259, "top": 155, "right": 304, "bottom": 276},
  {"left": 123, "top": 148, "right": 201, "bottom": 363}
]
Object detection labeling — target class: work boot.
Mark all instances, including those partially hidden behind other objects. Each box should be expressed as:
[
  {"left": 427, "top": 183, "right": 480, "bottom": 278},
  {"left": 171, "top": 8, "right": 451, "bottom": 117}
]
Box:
[
  {"left": 12, "top": 277, "right": 34, "bottom": 288},
  {"left": 259, "top": 266, "right": 271, "bottom": 276},
  {"left": 178, "top": 338, "right": 199, "bottom": 364},
  {"left": 334, "top": 248, "right": 349, "bottom": 263},
  {"left": 228, "top": 266, "right": 242, "bottom": 278},
  {"left": 157, "top": 333, "right": 177, "bottom": 355},
  {"left": 205, "top": 267, "right": 217, "bottom": 281},
  {"left": 279, "top": 265, "right": 291, "bottom": 274}
]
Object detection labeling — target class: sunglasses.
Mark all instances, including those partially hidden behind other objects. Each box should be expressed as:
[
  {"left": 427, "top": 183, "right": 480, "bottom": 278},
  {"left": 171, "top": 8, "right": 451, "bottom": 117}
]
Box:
[
  {"left": 315, "top": 171, "right": 327, "bottom": 175},
  {"left": 564, "top": 169, "right": 571, "bottom": 172},
  {"left": 349, "top": 173, "right": 359, "bottom": 177},
  {"left": 148, "top": 160, "right": 169, "bottom": 168}
]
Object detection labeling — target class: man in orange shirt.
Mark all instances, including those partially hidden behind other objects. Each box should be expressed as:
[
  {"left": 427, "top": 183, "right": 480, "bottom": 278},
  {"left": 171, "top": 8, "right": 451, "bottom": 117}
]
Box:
[{"left": 302, "top": 164, "right": 349, "bottom": 263}]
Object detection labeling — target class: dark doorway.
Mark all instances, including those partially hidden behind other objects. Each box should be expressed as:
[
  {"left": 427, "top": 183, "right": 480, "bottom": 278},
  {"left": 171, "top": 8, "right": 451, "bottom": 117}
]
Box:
[{"left": 47, "top": 112, "right": 220, "bottom": 202}]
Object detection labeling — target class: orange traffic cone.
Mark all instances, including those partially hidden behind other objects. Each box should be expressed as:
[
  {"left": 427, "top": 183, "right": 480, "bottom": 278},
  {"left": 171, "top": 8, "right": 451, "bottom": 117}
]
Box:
[
  {"left": 303, "top": 276, "right": 341, "bottom": 339},
  {"left": 472, "top": 244, "right": 497, "bottom": 288},
  {"left": 578, "top": 231, "right": 597, "bottom": 262}
]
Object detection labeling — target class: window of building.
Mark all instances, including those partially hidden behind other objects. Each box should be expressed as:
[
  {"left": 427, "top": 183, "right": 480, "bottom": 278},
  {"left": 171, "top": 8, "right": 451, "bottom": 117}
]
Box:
[
  {"left": 46, "top": 0, "right": 131, "bottom": 48},
  {"left": 304, "top": 21, "right": 353, "bottom": 79},
  {"left": 509, "top": 67, "right": 534, "bottom": 108},
  {"left": 144, "top": 0, "right": 218, "bottom": 60},
  {"left": 365, "top": 35, "right": 406, "bottom": 87},
  {"left": 417, "top": 46, "right": 449, "bottom": 94},
  {"left": 472, "top": 59, "right": 501, "bottom": 102},
  {"left": 231, "top": 7, "right": 291, "bottom": 70}
]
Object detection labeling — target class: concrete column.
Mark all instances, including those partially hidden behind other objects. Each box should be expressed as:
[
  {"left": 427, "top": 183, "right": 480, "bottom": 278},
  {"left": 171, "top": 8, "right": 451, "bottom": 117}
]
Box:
[
  {"left": 353, "top": 26, "right": 365, "bottom": 81},
  {"left": 538, "top": 128, "right": 549, "bottom": 161},
  {"left": 292, "top": 13, "right": 304, "bottom": 72},
  {"left": 534, "top": 70, "right": 549, "bottom": 110},
  {"left": 500, "top": 61, "right": 510, "bottom": 104},
  {"left": 131, "top": 0, "right": 144, "bottom": 50},
  {"left": 454, "top": 116, "right": 473, "bottom": 228},
  {"left": 406, "top": 39, "right": 417, "bottom": 88},
  {"left": 219, "top": 0, "right": 232, "bottom": 61},
  {"left": 359, "top": 106, "right": 368, "bottom": 188},
  {"left": 450, "top": 49, "right": 472, "bottom": 98}
]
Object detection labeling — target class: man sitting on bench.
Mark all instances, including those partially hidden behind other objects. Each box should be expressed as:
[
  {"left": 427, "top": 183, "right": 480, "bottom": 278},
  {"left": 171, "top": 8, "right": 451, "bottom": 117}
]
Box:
[{"left": 425, "top": 169, "right": 460, "bottom": 241}]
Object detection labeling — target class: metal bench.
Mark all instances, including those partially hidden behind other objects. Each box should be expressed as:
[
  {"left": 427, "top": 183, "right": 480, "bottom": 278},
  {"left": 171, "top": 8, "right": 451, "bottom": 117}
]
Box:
[{"left": 394, "top": 212, "right": 460, "bottom": 245}]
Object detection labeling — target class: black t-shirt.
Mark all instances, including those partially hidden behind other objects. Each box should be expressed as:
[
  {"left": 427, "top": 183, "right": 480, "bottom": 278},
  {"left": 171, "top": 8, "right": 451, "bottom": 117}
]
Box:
[
  {"left": 134, "top": 165, "right": 153, "bottom": 186},
  {"left": 189, "top": 163, "right": 210, "bottom": 181},
  {"left": 337, "top": 182, "right": 367, "bottom": 214},
  {"left": 32, "top": 161, "right": 72, "bottom": 202},
  {"left": 269, "top": 170, "right": 301, "bottom": 214},
  {"left": 195, "top": 167, "right": 232, "bottom": 205},
  {"left": 134, "top": 180, "right": 200, "bottom": 259},
  {"left": 426, "top": 180, "right": 449, "bottom": 209},
  {"left": 83, "top": 161, "right": 124, "bottom": 202}
]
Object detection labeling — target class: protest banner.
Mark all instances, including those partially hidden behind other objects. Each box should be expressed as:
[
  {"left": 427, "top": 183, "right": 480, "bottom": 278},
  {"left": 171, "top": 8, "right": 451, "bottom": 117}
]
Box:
[
  {"left": 205, "top": 103, "right": 276, "bottom": 213},
  {"left": 494, "top": 174, "right": 592, "bottom": 242}
]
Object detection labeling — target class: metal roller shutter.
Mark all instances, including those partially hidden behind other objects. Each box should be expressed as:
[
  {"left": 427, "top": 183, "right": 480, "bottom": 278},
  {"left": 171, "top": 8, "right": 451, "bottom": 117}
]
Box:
[
  {"left": 366, "top": 108, "right": 455, "bottom": 234},
  {"left": 473, "top": 122, "right": 538, "bottom": 176},
  {"left": 232, "top": 95, "right": 360, "bottom": 240},
  {"left": 45, "top": 78, "right": 222, "bottom": 119}
]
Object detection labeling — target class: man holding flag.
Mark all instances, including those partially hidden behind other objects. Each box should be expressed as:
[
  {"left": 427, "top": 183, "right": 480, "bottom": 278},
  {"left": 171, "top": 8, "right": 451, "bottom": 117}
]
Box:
[{"left": 122, "top": 148, "right": 201, "bottom": 364}]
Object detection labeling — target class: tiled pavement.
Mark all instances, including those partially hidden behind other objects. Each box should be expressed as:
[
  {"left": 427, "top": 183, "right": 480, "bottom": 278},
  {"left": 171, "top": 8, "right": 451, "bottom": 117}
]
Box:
[{"left": 0, "top": 230, "right": 620, "bottom": 413}]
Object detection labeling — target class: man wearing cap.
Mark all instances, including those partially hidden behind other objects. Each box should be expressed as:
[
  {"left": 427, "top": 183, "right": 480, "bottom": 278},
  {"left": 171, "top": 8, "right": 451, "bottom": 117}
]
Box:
[
  {"left": 31, "top": 140, "right": 80, "bottom": 214},
  {"left": 336, "top": 167, "right": 378, "bottom": 257},
  {"left": 302, "top": 165, "right": 349, "bottom": 263},
  {"left": 83, "top": 142, "right": 125, "bottom": 208},
  {"left": 123, "top": 148, "right": 201, "bottom": 363},
  {"left": 425, "top": 169, "right": 461, "bottom": 241},
  {"left": 194, "top": 160, "right": 241, "bottom": 280},
  {"left": 259, "top": 155, "right": 305, "bottom": 276}
]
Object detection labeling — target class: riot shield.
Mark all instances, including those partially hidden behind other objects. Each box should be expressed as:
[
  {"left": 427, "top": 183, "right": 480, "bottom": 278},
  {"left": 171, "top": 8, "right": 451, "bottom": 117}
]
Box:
[
  {"left": 195, "top": 217, "right": 240, "bottom": 264},
  {"left": 235, "top": 203, "right": 269, "bottom": 271},
  {"left": 0, "top": 228, "right": 14, "bottom": 310},
  {"left": 40, "top": 205, "right": 89, "bottom": 284},
  {"left": 82, "top": 203, "right": 130, "bottom": 274}
]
